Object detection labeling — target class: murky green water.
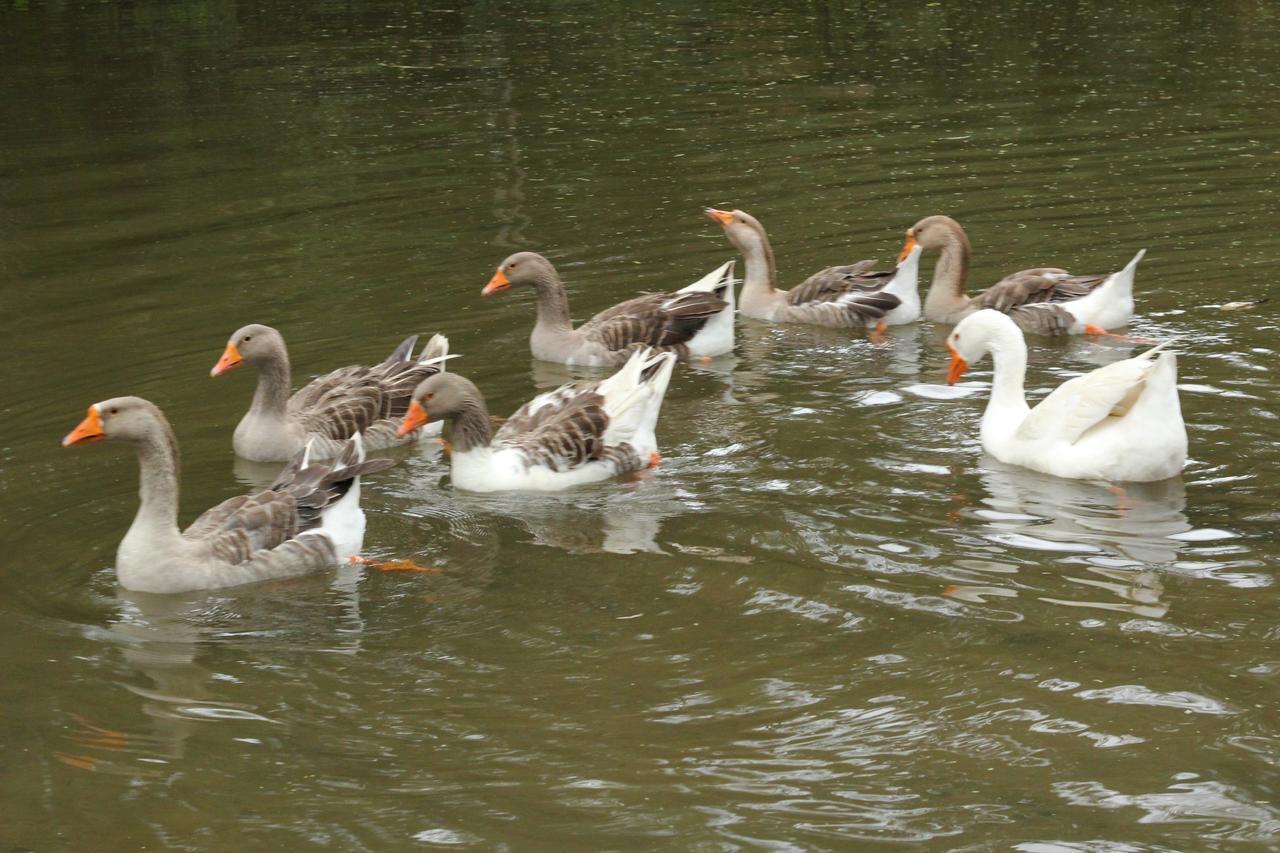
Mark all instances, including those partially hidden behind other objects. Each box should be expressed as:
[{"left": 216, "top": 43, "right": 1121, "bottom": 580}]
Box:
[{"left": 3, "top": 0, "right": 1279, "bottom": 847}]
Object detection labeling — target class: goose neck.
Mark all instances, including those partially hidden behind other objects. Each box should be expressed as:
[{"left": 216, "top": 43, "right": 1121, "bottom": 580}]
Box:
[
  {"left": 447, "top": 396, "right": 494, "bottom": 455},
  {"left": 129, "top": 427, "right": 183, "bottom": 544},
  {"left": 249, "top": 348, "right": 293, "bottom": 421},
  {"left": 983, "top": 327, "right": 1031, "bottom": 420},
  {"left": 530, "top": 270, "right": 574, "bottom": 337},
  {"left": 924, "top": 228, "right": 973, "bottom": 321},
  {"left": 738, "top": 227, "right": 780, "bottom": 315}
]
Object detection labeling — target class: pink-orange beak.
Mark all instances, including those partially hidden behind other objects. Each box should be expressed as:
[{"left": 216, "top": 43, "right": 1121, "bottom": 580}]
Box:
[
  {"left": 946, "top": 340, "right": 969, "bottom": 385},
  {"left": 210, "top": 342, "right": 242, "bottom": 377},
  {"left": 62, "top": 405, "right": 105, "bottom": 446},
  {"left": 898, "top": 229, "right": 918, "bottom": 265},
  {"left": 704, "top": 208, "right": 734, "bottom": 227},
  {"left": 482, "top": 267, "right": 510, "bottom": 296},
  {"left": 397, "top": 400, "right": 429, "bottom": 437}
]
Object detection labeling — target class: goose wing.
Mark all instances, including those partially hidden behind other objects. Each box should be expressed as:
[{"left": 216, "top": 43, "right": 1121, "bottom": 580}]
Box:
[
  {"left": 975, "top": 268, "right": 1109, "bottom": 312},
  {"left": 582, "top": 290, "right": 728, "bottom": 352},
  {"left": 1016, "top": 353, "right": 1160, "bottom": 444},
  {"left": 495, "top": 388, "right": 612, "bottom": 470},
  {"left": 289, "top": 336, "right": 446, "bottom": 439},
  {"left": 786, "top": 260, "right": 887, "bottom": 304},
  {"left": 182, "top": 490, "right": 302, "bottom": 565},
  {"left": 183, "top": 440, "right": 394, "bottom": 564}
]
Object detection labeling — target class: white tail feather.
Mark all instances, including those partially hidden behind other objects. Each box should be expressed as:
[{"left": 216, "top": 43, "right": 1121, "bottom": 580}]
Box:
[{"left": 678, "top": 259, "right": 736, "bottom": 295}]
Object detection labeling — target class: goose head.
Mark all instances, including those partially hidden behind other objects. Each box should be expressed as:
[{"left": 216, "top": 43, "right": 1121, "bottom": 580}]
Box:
[
  {"left": 397, "top": 373, "right": 482, "bottom": 436},
  {"left": 483, "top": 252, "right": 557, "bottom": 296},
  {"left": 63, "top": 396, "right": 166, "bottom": 446},
  {"left": 704, "top": 207, "right": 769, "bottom": 255},
  {"left": 211, "top": 324, "right": 286, "bottom": 376},
  {"left": 899, "top": 214, "right": 966, "bottom": 262},
  {"left": 945, "top": 309, "right": 1018, "bottom": 384}
]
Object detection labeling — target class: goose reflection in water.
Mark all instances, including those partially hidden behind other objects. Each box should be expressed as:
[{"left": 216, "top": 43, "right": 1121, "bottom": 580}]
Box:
[
  {"left": 58, "top": 567, "right": 370, "bottom": 777},
  {"left": 947, "top": 459, "right": 1190, "bottom": 618}
]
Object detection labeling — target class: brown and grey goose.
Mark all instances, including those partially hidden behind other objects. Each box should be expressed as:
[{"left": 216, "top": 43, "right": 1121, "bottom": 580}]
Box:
[
  {"left": 703, "top": 207, "right": 922, "bottom": 337},
  {"left": 901, "top": 214, "right": 1145, "bottom": 336},
  {"left": 62, "top": 397, "right": 394, "bottom": 593},
  {"left": 396, "top": 348, "right": 676, "bottom": 492},
  {"left": 211, "top": 324, "right": 453, "bottom": 462},
  {"left": 481, "top": 251, "right": 736, "bottom": 367}
]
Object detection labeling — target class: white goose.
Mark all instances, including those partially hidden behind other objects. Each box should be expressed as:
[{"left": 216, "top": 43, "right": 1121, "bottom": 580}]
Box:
[
  {"left": 945, "top": 310, "right": 1186, "bottom": 482},
  {"left": 396, "top": 348, "right": 676, "bottom": 492},
  {"left": 62, "top": 397, "right": 393, "bottom": 593}
]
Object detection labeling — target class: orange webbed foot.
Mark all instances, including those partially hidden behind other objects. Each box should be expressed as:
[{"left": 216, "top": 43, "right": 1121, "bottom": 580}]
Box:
[
  {"left": 868, "top": 320, "right": 889, "bottom": 346},
  {"left": 350, "top": 556, "right": 443, "bottom": 574},
  {"left": 1084, "top": 324, "right": 1160, "bottom": 345}
]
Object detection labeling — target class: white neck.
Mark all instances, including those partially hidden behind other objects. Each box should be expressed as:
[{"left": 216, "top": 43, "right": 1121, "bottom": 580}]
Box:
[{"left": 978, "top": 324, "right": 1032, "bottom": 443}]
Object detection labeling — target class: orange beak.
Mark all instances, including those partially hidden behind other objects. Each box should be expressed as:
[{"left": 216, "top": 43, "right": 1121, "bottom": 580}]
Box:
[
  {"left": 211, "top": 342, "right": 242, "bottom": 376},
  {"left": 397, "top": 400, "right": 429, "bottom": 437},
  {"left": 62, "top": 405, "right": 105, "bottom": 446},
  {"left": 482, "top": 267, "right": 510, "bottom": 296},
  {"left": 704, "top": 208, "right": 734, "bottom": 227},
  {"left": 897, "top": 230, "right": 918, "bottom": 265},
  {"left": 946, "top": 341, "right": 969, "bottom": 385}
]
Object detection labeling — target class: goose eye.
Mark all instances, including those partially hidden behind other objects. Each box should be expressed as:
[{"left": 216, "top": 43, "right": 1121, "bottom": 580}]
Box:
[
  {"left": 108, "top": 407, "right": 118, "bottom": 415},
  {"left": 425, "top": 393, "right": 434, "bottom": 401},
  {"left": 506, "top": 263, "right": 515, "bottom": 270}
]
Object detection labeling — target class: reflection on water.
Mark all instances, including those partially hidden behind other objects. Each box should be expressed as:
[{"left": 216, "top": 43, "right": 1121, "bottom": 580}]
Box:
[{"left": 3, "top": 0, "right": 1279, "bottom": 847}]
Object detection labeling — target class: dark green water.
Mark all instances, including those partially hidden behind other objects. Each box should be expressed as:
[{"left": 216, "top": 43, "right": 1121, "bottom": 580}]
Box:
[{"left": 3, "top": 0, "right": 1279, "bottom": 847}]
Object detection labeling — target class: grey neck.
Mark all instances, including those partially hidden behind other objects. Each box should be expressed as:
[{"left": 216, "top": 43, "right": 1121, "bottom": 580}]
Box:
[
  {"left": 248, "top": 347, "right": 293, "bottom": 422},
  {"left": 130, "top": 427, "right": 183, "bottom": 545},
  {"left": 738, "top": 227, "right": 780, "bottom": 315},
  {"left": 531, "top": 270, "right": 575, "bottom": 337},
  {"left": 923, "top": 227, "right": 973, "bottom": 321},
  {"left": 448, "top": 395, "right": 494, "bottom": 454}
]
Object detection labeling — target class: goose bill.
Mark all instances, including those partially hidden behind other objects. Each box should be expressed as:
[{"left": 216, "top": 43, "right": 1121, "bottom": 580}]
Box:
[
  {"left": 62, "top": 405, "right": 105, "bottom": 446},
  {"left": 210, "top": 342, "right": 243, "bottom": 376},
  {"left": 897, "top": 231, "right": 918, "bottom": 264},
  {"left": 946, "top": 342, "right": 968, "bottom": 385},
  {"left": 397, "top": 400, "right": 430, "bottom": 437},
  {"left": 703, "top": 208, "right": 733, "bottom": 227},
  {"left": 482, "top": 268, "right": 510, "bottom": 295}
]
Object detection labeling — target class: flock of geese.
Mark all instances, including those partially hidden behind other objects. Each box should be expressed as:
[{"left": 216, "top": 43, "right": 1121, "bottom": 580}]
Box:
[{"left": 62, "top": 211, "right": 1188, "bottom": 594}]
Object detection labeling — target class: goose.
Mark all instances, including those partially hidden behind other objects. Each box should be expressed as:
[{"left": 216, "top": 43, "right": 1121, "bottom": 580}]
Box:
[
  {"left": 945, "top": 310, "right": 1186, "bottom": 482},
  {"left": 61, "top": 397, "right": 394, "bottom": 593},
  {"left": 396, "top": 348, "right": 677, "bottom": 491},
  {"left": 211, "top": 324, "right": 453, "bottom": 462},
  {"left": 481, "top": 252, "right": 735, "bottom": 367},
  {"left": 901, "top": 215, "right": 1145, "bottom": 336},
  {"left": 703, "top": 207, "right": 922, "bottom": 338}
]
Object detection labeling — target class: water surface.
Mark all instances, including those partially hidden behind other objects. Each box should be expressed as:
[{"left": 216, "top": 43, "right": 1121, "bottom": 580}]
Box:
[{"left": 3, "top": 1, "right": 1279, "bottom": 848}]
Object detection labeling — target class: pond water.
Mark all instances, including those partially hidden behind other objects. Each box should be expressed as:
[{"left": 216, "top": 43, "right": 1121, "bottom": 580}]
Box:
[{"left": 2, "top": 0, "right": 1279, "bottom": 848}]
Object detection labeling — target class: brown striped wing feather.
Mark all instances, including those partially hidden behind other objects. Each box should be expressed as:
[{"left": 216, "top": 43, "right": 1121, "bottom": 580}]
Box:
[
  {"left": 495, "top": 388, "right": 616, "bottom": 471},
  {"left": 786, "top": 260, "right": 886, "bottom": 305},
  {"left": 974, "top": 268, "right": 1109, "bottom": 312}
]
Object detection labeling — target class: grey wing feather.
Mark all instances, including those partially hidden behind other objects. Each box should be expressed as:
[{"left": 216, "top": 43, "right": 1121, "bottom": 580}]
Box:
[
  {"left": 182, "top": 437, "right": 394, "bottom": 567},
  {"left": 289, "top": 338, "right": 446, "bottom": 439},
  {"left": 975, "top": 268, "right": 1109, "bottom": 312},
  {"left": 581, "top": 290, "right": 728, "bottom": 355},
  {"left": 495, "top": 389, "right": 632, "bottom": 471},
  {"left": 1008, "top": 303, "right": 1077, "bottom": 336},
  {"left": 786, "top": 260, "right": 886, "bottom": 305}
]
